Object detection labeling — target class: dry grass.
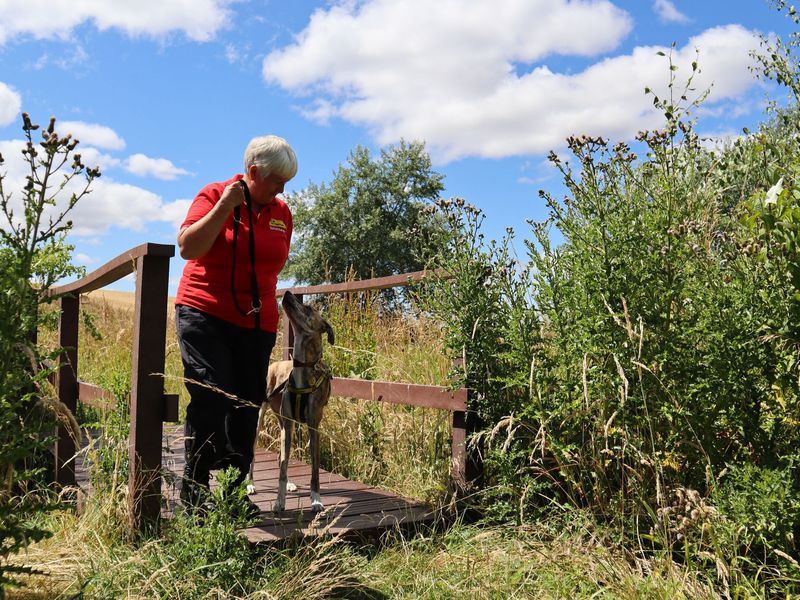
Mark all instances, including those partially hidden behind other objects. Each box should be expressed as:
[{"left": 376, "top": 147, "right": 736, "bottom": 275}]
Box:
[
  {"left": 7, "top": 482, "right": 365, "bottom": 599},
  {"left": 265, "top": 291, "right": 453, "bottom": 501},
  {"left": 8, "top": 503, "right": 723, "bottom": 600},
  {"left": 7, "top": 483, "right": 132, "bottom": 598}
]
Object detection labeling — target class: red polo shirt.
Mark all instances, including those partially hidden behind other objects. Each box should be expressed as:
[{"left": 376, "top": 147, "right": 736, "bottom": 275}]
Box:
[{"left": 175, "top": 174, "right": 292, "bottom": 332}]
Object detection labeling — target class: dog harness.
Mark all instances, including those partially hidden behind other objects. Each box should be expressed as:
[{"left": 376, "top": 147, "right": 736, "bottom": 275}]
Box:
[{"left": 286, "top": 360, "right": 331, "bottom": 424}]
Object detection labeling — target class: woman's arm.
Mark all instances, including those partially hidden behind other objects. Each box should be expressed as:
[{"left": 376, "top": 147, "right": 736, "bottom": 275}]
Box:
[{"left": 178, "top": 182, "right": 245, "bottom": 259}]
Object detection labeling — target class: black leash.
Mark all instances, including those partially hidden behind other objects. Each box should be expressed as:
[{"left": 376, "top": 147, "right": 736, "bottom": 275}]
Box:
[{"left": 230, "top": 180, "right": 261, "bottom": 329}]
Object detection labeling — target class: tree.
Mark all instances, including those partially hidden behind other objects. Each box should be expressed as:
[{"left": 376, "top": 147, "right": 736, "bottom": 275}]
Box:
[
  {"left": 284, "top": 140, "right": 445, "bottom": 285},
  {"left": 0, "top": 113, "right": 99, "bottom": 597}
]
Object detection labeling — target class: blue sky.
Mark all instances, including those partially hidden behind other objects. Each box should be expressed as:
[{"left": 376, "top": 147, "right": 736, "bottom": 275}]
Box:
[{"left": 0, "top": 0, "right": 795, "bottom": 294}]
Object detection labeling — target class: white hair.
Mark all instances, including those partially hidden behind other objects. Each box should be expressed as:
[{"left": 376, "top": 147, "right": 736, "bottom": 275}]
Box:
[{"left": 244, "top": 135, "right": 298, "bottom": 180}]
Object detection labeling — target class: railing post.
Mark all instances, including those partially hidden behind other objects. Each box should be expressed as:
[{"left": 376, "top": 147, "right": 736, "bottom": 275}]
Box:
[
  {"left": 451, "top": 355, "right": 482, "bottom": 491},
  {"left": 55, "top": 294, "right": 79, "bottom": 487},
  {"left": 451, "top": 407, "right": 466, "bottom": 487},
  {"left": 451, "top": 394, "right": 482, "bottom": 490},
  {"left": 282, "top": 293, "right": 302, "bottom": 360},
  {"left": 128, "top": 252, "right": 171, "bottom": 529}
]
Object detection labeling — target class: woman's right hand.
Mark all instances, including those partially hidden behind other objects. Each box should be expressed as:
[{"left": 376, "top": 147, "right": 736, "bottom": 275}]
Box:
[
  {"left": 179, "top": 181, "right": 248, "bottom": 260},
  {"left": 219, "top": 181, "right": 246, "bottom": 212}
]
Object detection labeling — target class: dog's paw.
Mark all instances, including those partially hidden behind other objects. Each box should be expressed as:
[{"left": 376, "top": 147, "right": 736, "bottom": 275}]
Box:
[
  {"left": 287, "top": 481, "right": 297, "bottom": 493},
  {"left": 246, "top": 482, "right": 256, "bottom": 495},
  {"left": 310, "top": 492, "right": 324, "bottom": 512}
]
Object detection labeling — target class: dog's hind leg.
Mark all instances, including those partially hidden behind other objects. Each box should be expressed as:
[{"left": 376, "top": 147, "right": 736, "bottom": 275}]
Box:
[{"left": 309, "top": 416, "right": 324, "bottom": 512}]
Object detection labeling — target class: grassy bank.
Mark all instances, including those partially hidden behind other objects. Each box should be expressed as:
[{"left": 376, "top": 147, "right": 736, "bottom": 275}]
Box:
[
  {"left": 9, "top": 491, "right": 723, "bottom": 599},
  {"left": 20, "top": 293, "right": 785, "bottom": 598}
]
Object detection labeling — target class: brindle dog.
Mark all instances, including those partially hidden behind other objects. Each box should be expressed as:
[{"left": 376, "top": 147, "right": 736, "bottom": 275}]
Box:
[{"left": 247, "top": 291, "right": 334, "bottom": 513}]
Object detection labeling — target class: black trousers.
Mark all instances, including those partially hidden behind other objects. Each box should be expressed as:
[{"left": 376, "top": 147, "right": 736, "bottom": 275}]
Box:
[{"left": 175, "top": 305, "right": 276, "bottom": 491}]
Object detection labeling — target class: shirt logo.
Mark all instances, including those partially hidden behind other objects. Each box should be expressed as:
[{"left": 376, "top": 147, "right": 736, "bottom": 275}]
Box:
[{"left": 269, "top": 218, "right": 287, "bottom": 232}]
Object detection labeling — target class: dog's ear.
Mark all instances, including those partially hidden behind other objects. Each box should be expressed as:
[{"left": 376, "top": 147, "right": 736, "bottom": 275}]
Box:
[{"left": 323, "top": 320, "right": 335, "bottom": 345}]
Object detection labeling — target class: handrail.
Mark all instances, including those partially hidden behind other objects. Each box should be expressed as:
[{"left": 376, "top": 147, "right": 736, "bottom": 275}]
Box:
[
  {"left": 47, "top": 242, "right": 174, "bottom": 297},
  {"left": 331, "top": 378, "right": 466, "bottom": 412},
  {"left": 48, "top": 242, "right": 175, "bottom": 530},
  {"left": 276, "top": 268, "right": 447, "bottom": 297}
]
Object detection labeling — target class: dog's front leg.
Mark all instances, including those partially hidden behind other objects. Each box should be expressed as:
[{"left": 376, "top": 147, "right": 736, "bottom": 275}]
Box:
[
  {"left": 309, "top": 416, "right": 324, "bottom": 512},
  {"left": 274, "top": 411, "right": 292, "bottom": 513},
  {"left": 247, "top": 404, "right": 267, "bottom": 495}
]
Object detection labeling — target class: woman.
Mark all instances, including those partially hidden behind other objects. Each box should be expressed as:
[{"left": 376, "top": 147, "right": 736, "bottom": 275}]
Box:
[{"left": 175, "top": 135, "right": 296, "bottom": 513}]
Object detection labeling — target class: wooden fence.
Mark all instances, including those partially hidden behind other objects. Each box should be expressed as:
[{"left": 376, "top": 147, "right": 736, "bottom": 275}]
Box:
[
  {"left": 47, "top": 242, "right": 176, "bottom": 530},
  {"left": 47, "top": 244, "right": 473, "bottom": 529}
]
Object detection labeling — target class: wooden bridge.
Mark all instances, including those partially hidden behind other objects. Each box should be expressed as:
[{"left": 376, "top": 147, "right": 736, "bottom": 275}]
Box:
[{"left": 49, "top": 243, "right": 476, "bottom": 541}]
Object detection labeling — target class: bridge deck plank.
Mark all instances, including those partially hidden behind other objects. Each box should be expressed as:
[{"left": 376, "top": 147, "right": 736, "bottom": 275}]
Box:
[{"left": 75, "top": 425, "right": 434, "bottom": 543}]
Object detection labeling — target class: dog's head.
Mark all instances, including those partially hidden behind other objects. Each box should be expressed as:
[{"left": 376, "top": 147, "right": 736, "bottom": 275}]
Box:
[{"left": 281, "top": 291, "right": 335, "bottom": 345}]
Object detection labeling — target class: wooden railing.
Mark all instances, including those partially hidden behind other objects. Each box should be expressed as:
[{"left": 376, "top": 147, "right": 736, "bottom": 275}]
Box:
[
  {"left": 47, "top": 243, "right": 176, "bottom": 529},
  {"left": 277, "top": 270, "right": 474, "bottom": 487},
  {"left": 47, "top": 250, "right": 474, "bottom": 529}
]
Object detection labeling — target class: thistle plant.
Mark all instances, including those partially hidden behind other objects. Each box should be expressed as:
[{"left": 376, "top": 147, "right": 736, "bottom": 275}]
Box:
[{"left": 0, "top": 113, "right": 99, "bottom": 597}]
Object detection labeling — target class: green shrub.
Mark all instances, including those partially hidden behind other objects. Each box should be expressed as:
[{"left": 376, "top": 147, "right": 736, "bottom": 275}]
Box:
[
  {"left": 420, "top": 47, "right": 800, "bottom": 596},
  {"left": 0, "top": 113, "right": 98, "bottom": 597},
  {"left": 713, "top": 463, "right": 800, "bottom": 559}
]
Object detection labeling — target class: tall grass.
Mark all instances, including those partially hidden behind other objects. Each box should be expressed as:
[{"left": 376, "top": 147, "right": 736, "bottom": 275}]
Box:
[
  {"left": 38, "top": 294, "right": 186, "bottom": 411},
  {"left": 34, "top": 96, "right": 800, "bottom": 594},
  {"left": 365, "top": 518, "right": 724, "bottom": 599}
]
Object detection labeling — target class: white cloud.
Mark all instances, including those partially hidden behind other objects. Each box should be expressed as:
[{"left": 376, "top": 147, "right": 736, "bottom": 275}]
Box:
[
  {"left": 29, "top": 45, "right": 89, "bottom": 71},
  {"left": 225, "top": 43, "right": 241, "bottom": 64},
  {"left": 58, "top": 121, "right": 126, "bottom": 150},
  {"left": 70, "top": 180, "right": 186, "bottom": 235},
  {"left": 518, "top": 158, "right": 558, "bottom": 185},
  {"left": 299, "top": 99, "right": 337, "bottom": 125},
  {"left": 0, "top": 82, "right": 21, "bottom": 127},
  {"left": 0, "top": 0, "right": 232, "bottom": 45},
  {"left": 265, "top": 0, "right": 632, "bottom": 92},
  {"left": 74, "top": 253, "right": 96, "bottom": 265},
  {"left": 698, "top": 128, "right": 744, "bottom": 151},
  {"left": 77, "top": 147, "right": 122, "bottom": 172},
  {"left": 264, "top": 1, "right": 761, "bottom": 162},
  {"left": 653, "top": 0, "right": 689, "bottom": 24},
  {"left": 159, "top": 198, "right": 193, "bottom": 227},
  {"left": 697, "top": 98, "right": 756, "bottom": 120},
  {"left": 0, "top": 138, "right": 187, "bottom": 236},
  {"left": 125, "top": 154, "right": 190, "bottom": 180}
]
